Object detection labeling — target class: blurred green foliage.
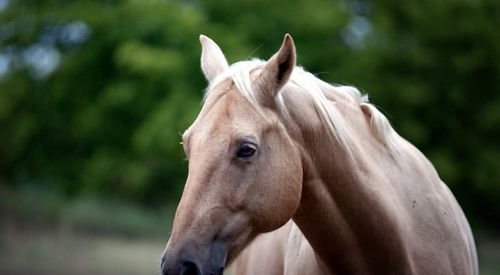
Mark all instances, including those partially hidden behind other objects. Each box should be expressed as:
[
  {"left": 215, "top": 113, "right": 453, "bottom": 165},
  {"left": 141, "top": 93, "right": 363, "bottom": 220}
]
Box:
[{"left": 0, "top": 0, "right": 499, "bottom": 229}]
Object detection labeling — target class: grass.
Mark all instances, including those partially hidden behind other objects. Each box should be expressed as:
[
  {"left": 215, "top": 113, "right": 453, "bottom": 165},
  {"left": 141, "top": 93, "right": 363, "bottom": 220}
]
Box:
[
  {"left": 1, "top": 223, "right": 499, "bottom": 275},
  {"left": 0, "top": 186, "right": 499, "bottom": 274},
  {"left": 477, "top": 234, "right": 500, "bottom": 275},
  {"left": 0, "top": 185, "right": 175, "bottom": 238},
  {"left": 0, "top": 223, "right": 165, "bottom": 275},
  {"left": 0, "top": 186, "right": 175, "bottom": 274}
]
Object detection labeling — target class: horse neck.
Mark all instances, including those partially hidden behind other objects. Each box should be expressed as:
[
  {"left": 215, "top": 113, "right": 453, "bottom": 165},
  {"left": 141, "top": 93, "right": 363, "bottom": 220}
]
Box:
[{"left": 278, "top": 84, "right": 412, "bottom": 274}]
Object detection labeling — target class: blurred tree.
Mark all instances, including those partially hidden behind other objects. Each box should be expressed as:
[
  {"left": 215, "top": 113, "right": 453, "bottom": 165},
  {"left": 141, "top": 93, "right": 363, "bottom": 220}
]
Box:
[
  {"left": 336, "top": 0, "right": 500, "bottom": 227},
  {"left": 0, "top": 0, "right": 498, "bottom": 228},
  {"left": 0, "top": 0, "right": 209, "bottom": 204}
]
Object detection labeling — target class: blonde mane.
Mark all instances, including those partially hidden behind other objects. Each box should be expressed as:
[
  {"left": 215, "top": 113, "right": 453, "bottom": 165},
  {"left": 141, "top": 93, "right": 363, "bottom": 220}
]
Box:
[{"left": 205, "top": 59, "right": 397, "bottom": 154}]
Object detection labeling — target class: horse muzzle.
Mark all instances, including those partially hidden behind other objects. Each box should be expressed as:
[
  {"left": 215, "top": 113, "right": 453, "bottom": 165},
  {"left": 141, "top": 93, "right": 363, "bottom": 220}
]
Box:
[{"left": 161, "top": 241, "right": 226, "bottom": 275}]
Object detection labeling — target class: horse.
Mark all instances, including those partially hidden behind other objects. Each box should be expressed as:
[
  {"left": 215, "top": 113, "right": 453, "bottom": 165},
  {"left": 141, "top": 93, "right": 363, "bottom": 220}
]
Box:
[{"left": 160, "top": 34, "right": 478, "bottom": 275}]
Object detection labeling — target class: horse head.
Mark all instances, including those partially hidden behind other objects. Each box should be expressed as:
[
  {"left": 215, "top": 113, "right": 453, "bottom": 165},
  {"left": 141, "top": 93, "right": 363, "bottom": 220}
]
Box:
[{"left": 161, "top": 34, "right": 303, "bottom": 275}]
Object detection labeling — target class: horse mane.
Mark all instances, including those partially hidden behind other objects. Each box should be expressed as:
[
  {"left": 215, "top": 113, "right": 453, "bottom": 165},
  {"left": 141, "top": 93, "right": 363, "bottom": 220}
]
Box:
[{"left": 204, "top": 59, "right": 398, "bottom": 155}]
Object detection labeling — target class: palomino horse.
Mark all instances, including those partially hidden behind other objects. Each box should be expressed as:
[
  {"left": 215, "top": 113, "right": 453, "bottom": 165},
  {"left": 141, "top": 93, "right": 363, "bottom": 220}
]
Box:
[{"left": 161, "top": 34, "right": 478, "bottom": 275}]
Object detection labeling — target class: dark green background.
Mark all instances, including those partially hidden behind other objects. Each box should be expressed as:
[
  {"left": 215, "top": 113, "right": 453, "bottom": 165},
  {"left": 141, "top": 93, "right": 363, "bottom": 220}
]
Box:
[{"left": 0, "top": 0, "right": 499, "bottom": 274}]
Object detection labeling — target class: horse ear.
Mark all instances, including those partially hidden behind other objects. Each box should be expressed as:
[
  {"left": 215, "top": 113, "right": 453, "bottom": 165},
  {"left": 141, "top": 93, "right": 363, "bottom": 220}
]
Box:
[
  {"left": 200, "top": 34, "right": 229, "bottom": 82},
  {"left": 255, "top": 34, "right": 296, "bottom": 99}
]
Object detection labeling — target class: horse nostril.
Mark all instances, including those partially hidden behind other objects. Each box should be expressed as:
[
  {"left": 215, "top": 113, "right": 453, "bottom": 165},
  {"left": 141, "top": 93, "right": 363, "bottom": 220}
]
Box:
[{"left": 181, "top": 260, "right": 201, "bottom": 275}]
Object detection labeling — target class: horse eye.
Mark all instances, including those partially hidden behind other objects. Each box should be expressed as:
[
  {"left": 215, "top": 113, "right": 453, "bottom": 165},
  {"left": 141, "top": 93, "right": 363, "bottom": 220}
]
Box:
[{"left": 237, "top": 143, "right": 257, "bottom": 159}]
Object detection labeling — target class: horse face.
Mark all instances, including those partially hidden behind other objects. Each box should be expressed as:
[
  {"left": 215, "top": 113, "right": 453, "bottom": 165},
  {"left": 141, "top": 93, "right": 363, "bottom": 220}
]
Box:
[{"left": 161, "top": 83, "right": 302, "bottom": 275}]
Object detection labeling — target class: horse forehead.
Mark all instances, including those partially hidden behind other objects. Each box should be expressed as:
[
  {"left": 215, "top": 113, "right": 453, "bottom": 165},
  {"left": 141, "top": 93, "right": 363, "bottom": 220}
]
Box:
[{"left": 188, "top": 83, "right": 260, "bottom": 140}]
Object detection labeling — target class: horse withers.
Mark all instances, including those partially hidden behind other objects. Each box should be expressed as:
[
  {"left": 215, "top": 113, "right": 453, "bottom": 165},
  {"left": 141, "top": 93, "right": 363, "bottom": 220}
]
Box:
[{"left": 160, "top": 34, "right": 478, "bottom": 275}]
